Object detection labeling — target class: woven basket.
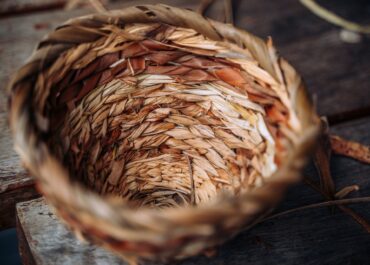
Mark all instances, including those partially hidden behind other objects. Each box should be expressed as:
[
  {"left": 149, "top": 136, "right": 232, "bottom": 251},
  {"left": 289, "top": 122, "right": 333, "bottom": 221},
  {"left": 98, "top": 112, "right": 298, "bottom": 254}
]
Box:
[{"left": 8, "top": 4, "right": 320, "bottom": 263}]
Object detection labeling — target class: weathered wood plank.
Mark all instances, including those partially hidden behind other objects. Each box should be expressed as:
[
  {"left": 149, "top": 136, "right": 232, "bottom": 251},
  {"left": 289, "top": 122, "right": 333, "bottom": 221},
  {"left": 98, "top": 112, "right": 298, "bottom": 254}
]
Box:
[
  {"left": 236, "top": 0, "right": 370, "bottom": 45},
  {"left": 16, "top": 117, "right": 370, "bottom": 265},
  {"left": 0, "top": 0, "right": 65, "bottom": 17},
  {"left": 233, "top": 0, "right": 370, "bottom": 119},
  {"left": 0, "top": 179, "right": 38, "bottom": 229},
  {"left": 17, "top": 198, "right": 370, "bottom": 265},
  {"left": 17, "top": 198, "right": 127, "bottom": 265},
  {"left": 0, "top": 111, "right": 39, "bottom": 229},
  {"left": 280, "top": 32, "right": 370, "bottom": 120},
  {"left": 17, "top": 215, "right": 37, "bottom": 265},
  {"left": 0, "top": 7, "right": 46, "bottom": 225}
]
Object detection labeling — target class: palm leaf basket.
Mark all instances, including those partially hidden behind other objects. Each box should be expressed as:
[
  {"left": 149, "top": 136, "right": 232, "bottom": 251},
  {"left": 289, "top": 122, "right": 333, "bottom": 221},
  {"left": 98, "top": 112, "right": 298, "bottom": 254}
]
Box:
[{"left": 8, "top": 4, "right": 320, "bottom": 264}]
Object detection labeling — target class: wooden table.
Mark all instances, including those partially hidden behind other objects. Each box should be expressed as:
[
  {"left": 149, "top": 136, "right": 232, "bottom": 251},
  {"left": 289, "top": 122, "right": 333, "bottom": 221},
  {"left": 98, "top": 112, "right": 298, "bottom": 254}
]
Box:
[{"left": 1, "top": 0, "right": 369, "bottom": 264}]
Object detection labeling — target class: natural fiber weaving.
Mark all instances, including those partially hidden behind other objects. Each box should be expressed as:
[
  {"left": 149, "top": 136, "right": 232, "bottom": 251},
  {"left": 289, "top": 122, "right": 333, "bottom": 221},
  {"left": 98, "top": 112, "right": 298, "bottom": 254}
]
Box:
[{"left": 8, "top": 4, "right": 320, "bottom": 263}]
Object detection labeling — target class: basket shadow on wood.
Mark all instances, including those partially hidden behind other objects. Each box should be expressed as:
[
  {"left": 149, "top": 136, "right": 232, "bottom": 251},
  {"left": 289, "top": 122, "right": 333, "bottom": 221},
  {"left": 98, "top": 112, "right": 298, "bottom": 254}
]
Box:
[{"left": 8, "top": 4, "right": 320, "bottom": 263}]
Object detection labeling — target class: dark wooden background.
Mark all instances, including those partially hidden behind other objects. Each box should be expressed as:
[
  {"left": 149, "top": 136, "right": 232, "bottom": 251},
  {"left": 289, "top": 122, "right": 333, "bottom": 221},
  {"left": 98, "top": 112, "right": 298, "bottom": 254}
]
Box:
[{"left": 0, "top": 0, "right": 369, "bottom": 264}]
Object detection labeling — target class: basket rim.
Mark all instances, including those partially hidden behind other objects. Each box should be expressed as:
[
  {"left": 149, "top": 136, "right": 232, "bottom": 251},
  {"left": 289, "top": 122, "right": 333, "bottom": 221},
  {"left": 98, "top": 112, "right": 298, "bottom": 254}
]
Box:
[{"left": 8, "top": 3, "right": 321, "bottom": 255}]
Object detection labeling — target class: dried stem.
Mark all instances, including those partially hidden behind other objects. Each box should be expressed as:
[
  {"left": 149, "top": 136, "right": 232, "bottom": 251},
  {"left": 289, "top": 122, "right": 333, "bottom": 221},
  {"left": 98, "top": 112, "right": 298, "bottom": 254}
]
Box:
[
  {"left": 308, "top": 119, "right": 370, "bottom": 233},
  {"left": 264, "top": 196, "right": 370, "bottom": 221},
  {"left": 304, "top": 176, "right": 370, "bottom": 233},
  {"left": 300, "top": 0, "right": 370, "bottom": 34},
  {"left": 338, "top": 206, "right": 370, "bottom": 234},
  {"left": 335, "top": 185, "right": 359, "bottom": 199}
]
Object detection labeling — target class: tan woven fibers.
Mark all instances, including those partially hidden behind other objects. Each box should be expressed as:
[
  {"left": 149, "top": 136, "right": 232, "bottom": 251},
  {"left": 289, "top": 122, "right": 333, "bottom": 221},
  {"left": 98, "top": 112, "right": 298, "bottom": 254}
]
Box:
[{"left": 8, "top": 5, "right": 320, "bottom": 263}]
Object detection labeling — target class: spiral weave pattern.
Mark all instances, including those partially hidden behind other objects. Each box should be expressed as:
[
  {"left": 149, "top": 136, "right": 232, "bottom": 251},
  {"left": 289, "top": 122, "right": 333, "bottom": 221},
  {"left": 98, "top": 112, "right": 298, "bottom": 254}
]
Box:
[{"left": 8, "top": 5, "right": 320, "bottom": 263}]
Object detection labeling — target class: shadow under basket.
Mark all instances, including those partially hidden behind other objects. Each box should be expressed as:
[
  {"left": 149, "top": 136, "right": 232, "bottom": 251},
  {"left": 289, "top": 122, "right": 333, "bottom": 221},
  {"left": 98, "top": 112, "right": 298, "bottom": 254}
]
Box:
[{"left": 8, "top": 4, "right": 320, "bottom": 264}]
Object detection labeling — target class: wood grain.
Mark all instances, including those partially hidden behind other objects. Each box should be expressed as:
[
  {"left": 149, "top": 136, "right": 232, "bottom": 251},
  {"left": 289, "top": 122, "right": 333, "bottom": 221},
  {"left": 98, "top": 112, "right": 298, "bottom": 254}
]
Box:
[
  {"left": 280, "top": 31, "right": 370, "bottom": 119},
  {"left": 16, "top": 197, "right": 370, "bottom": 265},
  {"left": 233, "top": 0, "right": 370, "bottom": 119},
  {"left": 0, "top": 111, "right": 39, "bottom": 229},
  {"left": 0, "top": 179, "right": 38, "bottom": 229},
  {"left": 17, "top": 198, "right": 126, "bottom": 265},
  {"left": 0, "top": 0, "right": 65, "bottom": 17},
  {"left": 16, "top": 213, "right": 37, "bottom": 265}
]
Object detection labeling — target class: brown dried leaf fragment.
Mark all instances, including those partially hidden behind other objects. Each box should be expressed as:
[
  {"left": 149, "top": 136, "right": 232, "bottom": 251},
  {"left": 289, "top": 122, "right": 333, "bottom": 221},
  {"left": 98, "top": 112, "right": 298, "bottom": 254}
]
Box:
[
  {"left": 330, "top": 134, "right": 370, "bottom": 164},
  {"left": 107, "top": 159, "right": 125, "bottom": 186}
]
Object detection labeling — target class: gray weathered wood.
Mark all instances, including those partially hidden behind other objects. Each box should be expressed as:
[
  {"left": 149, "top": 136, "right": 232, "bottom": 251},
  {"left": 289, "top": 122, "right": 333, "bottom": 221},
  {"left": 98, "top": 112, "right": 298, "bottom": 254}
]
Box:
[
  {"left": 17, "top": 198, "right": 127, "bottom": 265},
  {"left": 280, "top": 31, "right": 370, "bottom": 120},
  {"left": 0, "top": 111, "right": 39, "bottom": 229},
  {"left": 15, "top": 117, "right": 370, "bottom": 264},
  {"left": 0, "top": 0, "right": 65, "bottom": 17},
  {"left": 233, "top": 0, "right": 370, "bottom": 119}
]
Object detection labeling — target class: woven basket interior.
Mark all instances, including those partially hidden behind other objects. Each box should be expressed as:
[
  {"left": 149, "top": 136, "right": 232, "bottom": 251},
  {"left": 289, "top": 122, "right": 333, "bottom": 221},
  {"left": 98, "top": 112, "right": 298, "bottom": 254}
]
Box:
[{"left": 42, "top": 23, "right": 301, "bottom": 209}]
